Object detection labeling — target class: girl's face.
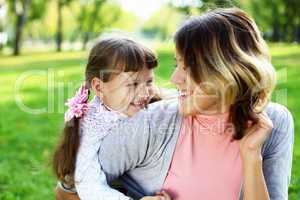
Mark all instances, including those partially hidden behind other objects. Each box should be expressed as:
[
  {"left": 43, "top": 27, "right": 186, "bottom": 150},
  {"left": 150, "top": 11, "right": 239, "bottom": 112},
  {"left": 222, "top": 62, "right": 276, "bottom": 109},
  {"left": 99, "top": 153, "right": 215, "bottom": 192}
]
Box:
[
  {"left": 93, "top": 67, "right": 155, "bottom": 117},
  {"left": 171, "top": 52, "right": 220, "bottom": 116}
]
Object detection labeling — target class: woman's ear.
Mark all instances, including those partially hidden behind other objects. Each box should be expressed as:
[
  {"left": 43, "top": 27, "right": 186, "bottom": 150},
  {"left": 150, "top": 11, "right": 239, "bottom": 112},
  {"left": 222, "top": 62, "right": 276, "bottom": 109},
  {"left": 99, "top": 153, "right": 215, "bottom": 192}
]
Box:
[{"left": 91, "top": 77, "right": 104, "bottom": 98}]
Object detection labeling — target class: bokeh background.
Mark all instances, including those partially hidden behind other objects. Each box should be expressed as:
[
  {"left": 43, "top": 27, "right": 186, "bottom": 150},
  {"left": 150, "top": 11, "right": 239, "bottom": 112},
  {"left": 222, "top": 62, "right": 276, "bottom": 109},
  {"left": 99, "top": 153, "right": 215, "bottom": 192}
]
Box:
[{"left": 0, "top": 0, "right": 299, "bottom": 199}]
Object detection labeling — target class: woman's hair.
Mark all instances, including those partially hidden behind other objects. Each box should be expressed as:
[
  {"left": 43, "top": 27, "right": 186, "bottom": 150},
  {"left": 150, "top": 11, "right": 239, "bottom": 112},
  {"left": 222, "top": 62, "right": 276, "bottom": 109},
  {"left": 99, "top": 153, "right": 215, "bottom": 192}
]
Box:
[
  {"left": 174, "top": 7, "right": 276, "bottom": 139},
  {"left": 52, "top": 36, "right": 157, "bottom": 183}
]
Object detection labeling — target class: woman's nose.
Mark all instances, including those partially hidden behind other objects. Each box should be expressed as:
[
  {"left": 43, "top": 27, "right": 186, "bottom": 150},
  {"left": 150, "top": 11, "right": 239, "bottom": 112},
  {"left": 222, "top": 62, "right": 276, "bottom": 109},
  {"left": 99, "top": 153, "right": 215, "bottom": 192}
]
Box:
[{"left": 171, "top": 68, "right": 185, "bottom": 85}]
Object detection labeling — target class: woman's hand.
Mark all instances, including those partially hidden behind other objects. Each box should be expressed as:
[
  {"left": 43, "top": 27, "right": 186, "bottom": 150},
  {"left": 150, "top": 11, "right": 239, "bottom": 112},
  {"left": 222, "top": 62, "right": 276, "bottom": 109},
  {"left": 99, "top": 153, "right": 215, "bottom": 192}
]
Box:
[
  {"left": 140, "top": 191, "right": 172, "bottom": 200},
  {"left": 239, "top": 112, "right": 273, "bottom": 162},
  {"left": 240, "top": 112, "right": 272, "bottom": 200}
]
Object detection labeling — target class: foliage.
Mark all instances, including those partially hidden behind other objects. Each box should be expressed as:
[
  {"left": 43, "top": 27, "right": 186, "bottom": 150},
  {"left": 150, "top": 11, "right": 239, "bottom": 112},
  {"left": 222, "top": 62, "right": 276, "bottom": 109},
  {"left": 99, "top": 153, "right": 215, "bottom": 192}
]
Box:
[
  {"left": 141, "top": 5, "right": 183, "bottom": 40},
  {"left": 0, "top": 43, "right": 299, "bottom": 199}
]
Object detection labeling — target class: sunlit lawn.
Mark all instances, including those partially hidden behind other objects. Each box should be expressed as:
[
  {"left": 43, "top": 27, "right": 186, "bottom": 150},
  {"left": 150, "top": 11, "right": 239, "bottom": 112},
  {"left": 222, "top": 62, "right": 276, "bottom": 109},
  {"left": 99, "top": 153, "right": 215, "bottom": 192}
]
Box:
[{"left": 0, "top": 43, "right": 299, "bottom": 199}]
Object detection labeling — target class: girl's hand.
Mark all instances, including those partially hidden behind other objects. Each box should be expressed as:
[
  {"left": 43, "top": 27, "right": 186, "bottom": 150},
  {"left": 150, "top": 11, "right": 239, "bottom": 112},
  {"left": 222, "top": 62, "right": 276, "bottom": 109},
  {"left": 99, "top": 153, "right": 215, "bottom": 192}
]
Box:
[
  {"left": 140, "top": 191, "right": 172, "bottom": 200},
  {"left": 239, "top": 112, "right": 273, "bottom": 163}
]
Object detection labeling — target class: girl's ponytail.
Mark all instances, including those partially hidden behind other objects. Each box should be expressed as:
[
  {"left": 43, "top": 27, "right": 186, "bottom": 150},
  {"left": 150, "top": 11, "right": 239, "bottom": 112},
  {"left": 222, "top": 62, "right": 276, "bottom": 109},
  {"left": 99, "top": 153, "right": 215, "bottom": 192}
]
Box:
[{"left": 52, "top": 85, "right": 90, "bottom": 183}]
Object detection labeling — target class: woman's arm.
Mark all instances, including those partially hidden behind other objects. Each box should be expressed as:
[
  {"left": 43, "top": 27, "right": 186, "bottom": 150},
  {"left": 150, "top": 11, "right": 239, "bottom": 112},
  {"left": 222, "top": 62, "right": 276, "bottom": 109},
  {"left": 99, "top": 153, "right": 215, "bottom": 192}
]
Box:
[
  {"left": 240, "top": 112, "right": 273, "bottom": 200},
  {"left": 241, "top": 151, "right": 270, "bottom": 200},
  {"left": 240, "top": 104, "right": 294, "bottom": 200}
]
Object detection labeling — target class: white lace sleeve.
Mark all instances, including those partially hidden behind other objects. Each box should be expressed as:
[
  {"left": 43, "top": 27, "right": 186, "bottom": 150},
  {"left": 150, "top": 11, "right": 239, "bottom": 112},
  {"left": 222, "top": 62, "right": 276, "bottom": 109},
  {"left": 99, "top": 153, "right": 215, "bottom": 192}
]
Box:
[{"left": 74, "top": 97, "right": 132, "bottom": 200}]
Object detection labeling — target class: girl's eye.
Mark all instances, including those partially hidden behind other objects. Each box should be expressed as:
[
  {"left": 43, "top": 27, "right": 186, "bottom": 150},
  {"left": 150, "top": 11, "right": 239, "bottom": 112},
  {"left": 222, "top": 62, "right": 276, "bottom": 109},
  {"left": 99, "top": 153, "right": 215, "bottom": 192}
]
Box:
[
  {"left": 128, "top": 82, "right": 139, "bottom": 88},
  {"left": 146, "top": 80, "right": 153, "bottom": 86}
]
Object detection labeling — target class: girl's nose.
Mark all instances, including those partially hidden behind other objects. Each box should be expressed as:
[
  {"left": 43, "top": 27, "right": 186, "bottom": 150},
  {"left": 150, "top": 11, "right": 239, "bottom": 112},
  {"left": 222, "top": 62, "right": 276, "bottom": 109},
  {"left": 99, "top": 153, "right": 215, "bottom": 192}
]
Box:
[{"left": 138, "top": 84, "right": 150, "bottom": 99}]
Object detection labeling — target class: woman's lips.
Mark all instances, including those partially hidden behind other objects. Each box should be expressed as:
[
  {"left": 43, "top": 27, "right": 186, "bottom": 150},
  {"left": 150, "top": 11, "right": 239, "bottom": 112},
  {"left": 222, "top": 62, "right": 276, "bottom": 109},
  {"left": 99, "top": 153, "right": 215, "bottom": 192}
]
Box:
[
  {"left": 179, "top": 91, "right": 188, "bottom": 97},
  {"left": 179, "top": 90, "right": 192, "bottom": 98}
]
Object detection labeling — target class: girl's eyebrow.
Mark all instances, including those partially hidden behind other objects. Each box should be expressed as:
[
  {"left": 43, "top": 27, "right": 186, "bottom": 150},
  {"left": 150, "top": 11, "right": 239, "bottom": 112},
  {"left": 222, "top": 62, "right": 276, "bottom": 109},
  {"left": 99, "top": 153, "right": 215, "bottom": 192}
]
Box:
[
  {"left": 135, "top": 76, "right": 154, "bottom": 83},
  {"left": 124, "top": 78, "right": 138, "bottom": 84},
  {"left": 146, "top": 77, "right": 154, "bottom": 82}
]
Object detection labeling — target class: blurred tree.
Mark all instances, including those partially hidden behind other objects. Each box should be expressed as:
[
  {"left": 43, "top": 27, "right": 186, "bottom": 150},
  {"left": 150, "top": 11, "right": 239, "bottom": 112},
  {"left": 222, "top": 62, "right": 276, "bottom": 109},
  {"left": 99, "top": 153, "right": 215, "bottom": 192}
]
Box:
[
  {"left": 168, "top": 0, "right": 299, "bottom": 43},
  {"left": 7, "top": 0, "right": 47, "bottom": 55},
  {"left": 250, "top": 0, "right": 300, "bottom": 42},
  {"left": 0, "top": 1, "right": 6, "bottom": 52},
  {"left": 77, "top": 0, "right": 106, "bottom": 50},
  {"left": 56, "top": 0, "right": 73, "bottom": 52},
  {"left": 168, "top": 0, "right": 240, "bottom": 14},
  {"left": 142, "top": 5, "right": 183, "bottom": 40},
  {"left": 76, "top": 0, "right": 125, "bottom": 49},
  {"left": 9, "top": 0, "right": 31, "bottom": 55},
  {"left": 283, "top": 0, "right": 300, "bottom": 42}
]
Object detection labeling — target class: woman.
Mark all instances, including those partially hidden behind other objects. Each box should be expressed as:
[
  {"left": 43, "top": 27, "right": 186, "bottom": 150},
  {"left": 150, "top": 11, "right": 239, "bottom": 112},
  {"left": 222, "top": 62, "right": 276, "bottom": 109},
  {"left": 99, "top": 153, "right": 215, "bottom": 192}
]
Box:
[{"left": 57, "top": 8, "right": 294, "bottom": 200}]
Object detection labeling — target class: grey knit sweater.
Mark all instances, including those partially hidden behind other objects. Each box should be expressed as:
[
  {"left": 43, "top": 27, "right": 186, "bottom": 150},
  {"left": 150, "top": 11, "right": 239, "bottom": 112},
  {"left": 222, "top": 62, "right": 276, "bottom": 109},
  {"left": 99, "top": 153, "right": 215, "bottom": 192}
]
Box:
[{"left": 62, "top": 99, "right": 294, "bottom": 200}]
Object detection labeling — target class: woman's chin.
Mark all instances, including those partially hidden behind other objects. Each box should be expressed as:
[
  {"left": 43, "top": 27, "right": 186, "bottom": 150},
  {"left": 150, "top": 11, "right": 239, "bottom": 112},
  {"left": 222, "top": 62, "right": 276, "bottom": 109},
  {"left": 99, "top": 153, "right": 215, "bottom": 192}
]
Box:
[
  {"left": 178, "top": 100, "right": 212, "bottom": 116},
  {"left": 178, "top": 102, "right": 193, "bottom": 116}
]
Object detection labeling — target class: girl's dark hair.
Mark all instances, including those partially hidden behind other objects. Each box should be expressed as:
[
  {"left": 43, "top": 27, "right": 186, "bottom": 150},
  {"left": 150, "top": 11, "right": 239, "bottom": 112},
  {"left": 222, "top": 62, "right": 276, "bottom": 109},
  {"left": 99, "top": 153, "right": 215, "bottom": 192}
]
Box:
[
  {"left": 174, "top": 8, "right": 275, "bottom": 139},
  {"left": 52, "top": 36, "right": 157, "bottom": 183}
]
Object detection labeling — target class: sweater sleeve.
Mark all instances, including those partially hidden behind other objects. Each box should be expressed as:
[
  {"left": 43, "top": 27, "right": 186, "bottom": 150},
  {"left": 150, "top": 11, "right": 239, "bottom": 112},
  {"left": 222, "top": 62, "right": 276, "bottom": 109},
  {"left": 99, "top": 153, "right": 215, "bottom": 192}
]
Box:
[
  {"left": 98, "top": 99, "right": 181, "bottom": 198},
  {"left": 98, "top": 109, "right": 153, "bottom": 181},
  {"left": 262, "top": 103, "right": 294, "bottom": 200}
]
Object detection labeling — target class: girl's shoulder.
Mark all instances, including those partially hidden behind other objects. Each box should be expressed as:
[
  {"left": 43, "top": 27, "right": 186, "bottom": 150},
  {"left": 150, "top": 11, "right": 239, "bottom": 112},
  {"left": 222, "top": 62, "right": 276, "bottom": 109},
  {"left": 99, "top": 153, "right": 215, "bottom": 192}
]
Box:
[{"left": 79, "top": 96, "right": 124, "bottom": 139}]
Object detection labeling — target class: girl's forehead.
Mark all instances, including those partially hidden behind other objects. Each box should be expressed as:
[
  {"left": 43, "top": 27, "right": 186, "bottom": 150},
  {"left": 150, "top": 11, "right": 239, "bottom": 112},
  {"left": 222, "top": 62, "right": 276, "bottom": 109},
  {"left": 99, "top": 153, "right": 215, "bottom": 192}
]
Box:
[
  {"left": 110, "top": 68, "right": 154, "bottom": 85},
  {"left": 115, "top": 71, "right": 138, "bottom": 82}
]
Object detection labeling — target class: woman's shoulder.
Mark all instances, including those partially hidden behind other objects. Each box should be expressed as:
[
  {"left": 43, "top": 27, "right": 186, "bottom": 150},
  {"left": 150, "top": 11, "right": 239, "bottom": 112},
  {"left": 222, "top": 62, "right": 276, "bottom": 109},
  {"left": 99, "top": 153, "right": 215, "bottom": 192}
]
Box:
[
  {"left": 265, "top": 102, "right": 293, "bottom": 122},
  {"left": 262, "top": 102, "right": 294, "bottom": 156}
]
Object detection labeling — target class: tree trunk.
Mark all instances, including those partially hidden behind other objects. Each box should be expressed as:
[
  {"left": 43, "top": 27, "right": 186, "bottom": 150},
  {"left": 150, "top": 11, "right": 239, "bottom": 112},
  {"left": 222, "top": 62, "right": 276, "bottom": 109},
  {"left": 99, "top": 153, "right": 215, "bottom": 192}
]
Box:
[
  {"left": 56, "top": 0, "right": 63, "bottom": 52},
  {"left": 81, "top": 0, "right": 104, "bottom": 50},
  {"left": 270, "top": 3, "right": 281, "bottom": 42},
  {"left": 295, "top": 26, "right": 300, "bottom": 43},
  {"left": 82, "top": 32, "right": 89, "bottom": 50},
  {"left": 13, "top": 0, "right": 31, "bottom": 56}
]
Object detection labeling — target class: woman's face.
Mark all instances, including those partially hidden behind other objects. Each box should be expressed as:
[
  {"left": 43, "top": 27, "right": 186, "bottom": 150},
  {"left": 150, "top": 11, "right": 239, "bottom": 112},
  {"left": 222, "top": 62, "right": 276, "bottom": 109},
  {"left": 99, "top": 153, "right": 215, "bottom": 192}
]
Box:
[{"left": 171, "top": 52, "right": 220, "bottom": 116}]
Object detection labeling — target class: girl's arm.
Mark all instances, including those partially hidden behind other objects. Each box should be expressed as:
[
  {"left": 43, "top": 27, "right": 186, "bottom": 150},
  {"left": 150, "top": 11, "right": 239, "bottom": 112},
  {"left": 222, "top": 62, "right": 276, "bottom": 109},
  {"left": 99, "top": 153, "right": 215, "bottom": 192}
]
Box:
[
  {"left": 74, "top": 114, "right": 133, "bottom": 200},
  {"left": 75, "top": 155, "right": 132, "bottom": 200}
]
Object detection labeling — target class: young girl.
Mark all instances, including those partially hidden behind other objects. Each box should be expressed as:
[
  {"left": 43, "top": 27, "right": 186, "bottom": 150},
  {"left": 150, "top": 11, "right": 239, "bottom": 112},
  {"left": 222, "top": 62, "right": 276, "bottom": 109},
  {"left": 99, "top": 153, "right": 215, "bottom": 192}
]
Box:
[{"left": 52, "top": 36, "right": 171, "bottom": 200}]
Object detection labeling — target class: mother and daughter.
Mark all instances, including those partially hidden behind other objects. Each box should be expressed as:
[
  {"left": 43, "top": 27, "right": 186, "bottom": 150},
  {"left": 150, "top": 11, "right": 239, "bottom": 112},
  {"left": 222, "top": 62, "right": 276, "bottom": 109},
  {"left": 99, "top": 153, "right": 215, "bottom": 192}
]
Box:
[{"left": 53, "top": 7, "right": 294, "bottom": 200}]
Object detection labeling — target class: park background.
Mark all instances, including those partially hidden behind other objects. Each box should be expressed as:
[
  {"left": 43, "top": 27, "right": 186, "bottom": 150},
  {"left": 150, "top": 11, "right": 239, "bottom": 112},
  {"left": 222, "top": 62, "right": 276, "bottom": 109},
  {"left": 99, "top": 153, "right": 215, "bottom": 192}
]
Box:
[{"left": 0, "top": 0, "right": 299, "bottom": 199}]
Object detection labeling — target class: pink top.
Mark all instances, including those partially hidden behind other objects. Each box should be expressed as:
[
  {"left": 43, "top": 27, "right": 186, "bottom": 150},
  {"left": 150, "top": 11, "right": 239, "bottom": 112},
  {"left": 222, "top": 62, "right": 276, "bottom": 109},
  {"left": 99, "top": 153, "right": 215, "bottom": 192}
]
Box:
[{"left": 162, "top": 113, "right": 243, "bottom": 200}]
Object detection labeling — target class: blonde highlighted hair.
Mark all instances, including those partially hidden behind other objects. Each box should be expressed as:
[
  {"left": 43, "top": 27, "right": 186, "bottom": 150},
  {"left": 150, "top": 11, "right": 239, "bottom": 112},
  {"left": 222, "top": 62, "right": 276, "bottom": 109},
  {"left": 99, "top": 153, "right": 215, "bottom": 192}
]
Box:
[{"left": 175, "top": 7, "right": 276, "bottom": 139}]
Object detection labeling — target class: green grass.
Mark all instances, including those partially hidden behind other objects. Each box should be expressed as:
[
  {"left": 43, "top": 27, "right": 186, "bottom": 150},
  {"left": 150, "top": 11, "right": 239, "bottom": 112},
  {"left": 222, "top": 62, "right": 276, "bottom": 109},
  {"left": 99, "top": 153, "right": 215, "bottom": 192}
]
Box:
[{"left": 0, "top": 43, "right": 299, "bottom": 199}]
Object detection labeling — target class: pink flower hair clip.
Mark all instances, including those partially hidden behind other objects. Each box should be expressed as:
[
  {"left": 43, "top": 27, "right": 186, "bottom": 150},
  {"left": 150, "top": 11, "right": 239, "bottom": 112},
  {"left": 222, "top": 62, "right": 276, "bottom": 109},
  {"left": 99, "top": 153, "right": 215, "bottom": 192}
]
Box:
[{"left": 64, "top": 84, "right": 89, "bottom": 123}]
